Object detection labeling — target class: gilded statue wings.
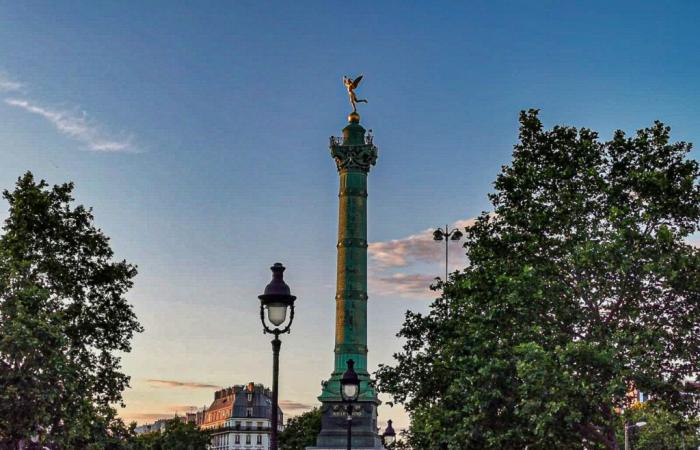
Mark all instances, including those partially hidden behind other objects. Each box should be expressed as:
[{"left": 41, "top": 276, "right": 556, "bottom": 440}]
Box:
[{"left": 351, "top": 75, "right": 363, "bottom": 89}]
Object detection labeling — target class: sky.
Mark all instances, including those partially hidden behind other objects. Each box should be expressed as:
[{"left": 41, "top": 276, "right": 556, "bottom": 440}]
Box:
[{"left": 2, "top": 0, "right": 700, "bottom": 433}]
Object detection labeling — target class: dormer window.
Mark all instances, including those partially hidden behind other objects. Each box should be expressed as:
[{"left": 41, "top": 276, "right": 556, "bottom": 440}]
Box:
[{"left": 247, "top": 392, "right": 253, "bottom": 402}]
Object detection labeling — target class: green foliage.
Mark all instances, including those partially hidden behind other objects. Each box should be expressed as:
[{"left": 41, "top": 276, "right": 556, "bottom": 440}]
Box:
[
  {"left": 0, "top": 172, "right": 142, "bottom": 448},
  {"left": 279, "top": 408, "right": 322, "bottom": 450},
  {"left": 126, "top": 419, "right": 210, "bottom": 450},
  {"left": 376, "top": 111, "right": 700, "bottom": 449},
  {"left": 386, "top": 438, "right": 412, "bottom": 450},
  {"left": 618, "top": 402, "right": 700, "bottom": 450}
]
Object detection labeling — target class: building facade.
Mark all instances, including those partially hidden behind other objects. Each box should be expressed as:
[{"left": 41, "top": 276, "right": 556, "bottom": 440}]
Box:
[
  {"left": 200, "top": 382, "right": 283, "bottom": 450},
  {"left": 133, "top": 419, "right": 169, "bottom": 435}
]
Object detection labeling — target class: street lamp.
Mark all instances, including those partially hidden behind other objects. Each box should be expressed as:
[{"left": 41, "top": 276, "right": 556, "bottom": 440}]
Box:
[
  {"left": 382, "top": 419, "right": 396, "bottom": 447},
  {"left": 258, "top": 263, "right": 297, "bottom": 450},
  {"left": 433, "top": 225, "right": 463, "bottom": 281},
  {"left": 340, "top": 359, "right": 360, "bottom": 450},
  {"left": 624, "top": 421, "right": 647, "bottom": 450}
]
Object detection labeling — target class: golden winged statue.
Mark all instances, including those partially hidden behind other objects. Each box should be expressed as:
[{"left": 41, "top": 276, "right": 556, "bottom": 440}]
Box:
[{"left": 343, "top": 74, "right": 368, "bottom": 113}]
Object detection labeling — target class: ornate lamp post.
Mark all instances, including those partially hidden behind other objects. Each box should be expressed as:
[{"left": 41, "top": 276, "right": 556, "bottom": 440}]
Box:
[
  {"left": 382, "top": 420, "right": 396, "bottom": 447},
  {"left": 258, "top": 263, "right": 297, "bottom": 450},
  {"left": 340, "top": 359, "right": 360, "bottom": 450},
  {"left": 433, "top": 225, "right": 463, "bottom": 281}
]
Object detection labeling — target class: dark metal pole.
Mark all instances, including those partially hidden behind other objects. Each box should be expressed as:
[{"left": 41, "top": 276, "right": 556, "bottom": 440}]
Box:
[
  {"left": 445, "top": 224, "right": 449, "bottom": 281},
  {"left": 271, "top": 335, "right": 281, "bottom": 450},
  {"left": 346, "top": 403, "right": 353, "bottom": 450}
]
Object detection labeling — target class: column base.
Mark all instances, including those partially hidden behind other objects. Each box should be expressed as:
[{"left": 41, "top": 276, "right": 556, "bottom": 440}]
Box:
[{"left": 308, "top": 399, "right": 384, "bottom": 449}]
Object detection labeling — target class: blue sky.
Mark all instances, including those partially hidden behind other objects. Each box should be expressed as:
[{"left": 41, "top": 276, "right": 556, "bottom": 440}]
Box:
[{"left": 1, "top": 0, "right": 700, "bottom": 429}]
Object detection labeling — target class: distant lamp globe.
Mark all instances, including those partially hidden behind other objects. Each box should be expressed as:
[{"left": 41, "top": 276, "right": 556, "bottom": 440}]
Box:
[
  {"left": 341, "top": 359, "right": 360, "bottom": 402},
  {"left": 382, "top": 420, "right": 396, "bottom": 445}
]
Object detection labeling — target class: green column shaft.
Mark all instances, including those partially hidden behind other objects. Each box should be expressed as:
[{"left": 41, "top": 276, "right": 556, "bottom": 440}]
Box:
[{"left": 334, "top": 168, "right": 368, "bottom": 375}]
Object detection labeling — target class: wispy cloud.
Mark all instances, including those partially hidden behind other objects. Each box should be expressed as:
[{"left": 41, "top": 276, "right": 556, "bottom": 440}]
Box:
[
  {"left": 279, "top": 400, "right": 315, "bottom": 411},
  {"left": 370, "top": 273, "right": 437, "bottom": 297},
  {"left": 368, "top": 219, "right": 475, "bottom": 298},
  {"left": 368, "top": 219, "right": 475, "bottom": 269},
  {"left": 0, "top": 73, "right": 23, "bottom": 92},
  {"left": 146, "top": 379, "right": 221, "bottom": 389},
  {"left": 119, "top": 405, "right": 204, "bottom": 425},
  {"left": 5, "top": 98, "right": 135, "bottom": 152},
  {"left": 168, "top": 404, "right": 200, "bottom": 412}
]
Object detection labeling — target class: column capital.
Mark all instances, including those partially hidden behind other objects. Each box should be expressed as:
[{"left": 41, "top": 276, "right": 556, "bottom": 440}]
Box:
[{"left": 330, "top": 143, "right": 378, "bottom": 173}]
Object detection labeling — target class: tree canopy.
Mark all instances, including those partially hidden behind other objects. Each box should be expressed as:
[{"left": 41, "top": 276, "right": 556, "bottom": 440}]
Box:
[
  {"left": 0, "top": 172, "right": 142, "bottom": 448},
  {"left": 126, "top": 419, "right": 210, "bottom": 450},
  {"left": 376, "top": 111, "right": 700, "bottom": 449},
  {"left": 618, "top": 400, "right": 700, "bottom": 449},
  {"left": 279, "top": 408, "right": 322, "bottom": 450}
]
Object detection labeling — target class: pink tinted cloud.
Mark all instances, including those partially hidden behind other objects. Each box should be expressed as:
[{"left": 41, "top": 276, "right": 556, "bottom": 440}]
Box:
[
  {"left": 279, "top": 400, "right": 315, "bottom": 411},
  {"left": 367, "top": 219, "right": 476, "bottom": 298},
  {"left": 371, "top": 273, "right": 437, "bottom": 298},
  {"left": 146, "top": 379, "right": 221, "bottom": 389},
  {"left": 368, "top": 219, "right": 475, "bottom": 269}
]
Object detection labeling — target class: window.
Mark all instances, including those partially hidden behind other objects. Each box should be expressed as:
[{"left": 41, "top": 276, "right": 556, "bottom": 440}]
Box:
[
  {"left": 246, "top": 434, "right": 251, "bottom": 445},
  {"left": 246, "top": 421, "right": 252, "bottom": 430},
  {"left": 247, "top": 392, "right": 253, "bottom": 402},
  {"left": 257, "top": 422, "right": 263, "bottom": 430},
  {"left": 235, "top": 434, "right": 240, "bottom": 444},
  {"left": 246, "top": 407, "right": 253, "bottom": 417},
  {"left": 235, "top": 421, "right": 241, "bottom": 429},
  {"left": 257, "top": 435, "right": 262, "bottom": 444}
]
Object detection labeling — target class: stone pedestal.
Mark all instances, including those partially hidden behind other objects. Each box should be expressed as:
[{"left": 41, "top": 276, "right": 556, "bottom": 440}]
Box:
[{"left": 307, "top": 401, "right": 383, "bottom": 449}]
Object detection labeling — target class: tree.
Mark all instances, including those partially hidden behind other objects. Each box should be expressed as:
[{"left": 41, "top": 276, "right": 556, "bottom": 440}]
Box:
[
  {"left": 0, "top": 172, "right": 142, "bottom": 448},
  {"left": 618, "top": 401, "right": 700, "bottom": 450},
  {"left": 156, "top": 420, "right": 209, "bottom": 450},
  {"left": 386, "top": 438, "right": 412, "bottom": 450},
  {"left": 278, "top": 408, "right": 322, "bottom": 450},
  {"left": 376, "top": 111, "right": 700, "bottom": 449},
  {"left": 126, "top": 419, "right": 210, "bottom": 450}
]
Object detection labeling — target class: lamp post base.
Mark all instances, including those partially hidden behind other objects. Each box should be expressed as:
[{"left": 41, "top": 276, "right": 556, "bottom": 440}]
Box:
[{"left": 307, "top": 400, "right": 385, "bottom": 450}]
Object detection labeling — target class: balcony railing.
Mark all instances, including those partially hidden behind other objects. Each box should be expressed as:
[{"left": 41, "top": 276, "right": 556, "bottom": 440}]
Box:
[
  {"left": 329, "top": 135, "right": 374, "bottom": 146},
  {"left": 206, "top": 424, "right": 276, "bottom": 433}
]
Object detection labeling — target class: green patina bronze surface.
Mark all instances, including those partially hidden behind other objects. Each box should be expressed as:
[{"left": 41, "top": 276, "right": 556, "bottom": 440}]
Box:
[
  {"left": 319, "top": 112, "right": 378, "bottom": 402},
  {"left": 309, "top": 112, "right": 383, "bottom": 449}
]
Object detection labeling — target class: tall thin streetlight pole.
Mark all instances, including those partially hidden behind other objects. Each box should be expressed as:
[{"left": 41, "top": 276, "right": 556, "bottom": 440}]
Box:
[
  {"left": 258, "top": 263, "right": 297, "bottom": 450},
  {"left": 433, "top": 225, "right": 463, "bottom": 281}
]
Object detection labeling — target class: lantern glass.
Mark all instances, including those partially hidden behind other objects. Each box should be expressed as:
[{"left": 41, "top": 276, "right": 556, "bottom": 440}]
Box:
[
  {"left": 343, "top": 383, "right": 359, "bottom": 401},
  {"left": 385, "top": 435, "right": 396, "bottom": 445},
  {"left": 267, "top": 303, "right": 288, "bottom": 326}
]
